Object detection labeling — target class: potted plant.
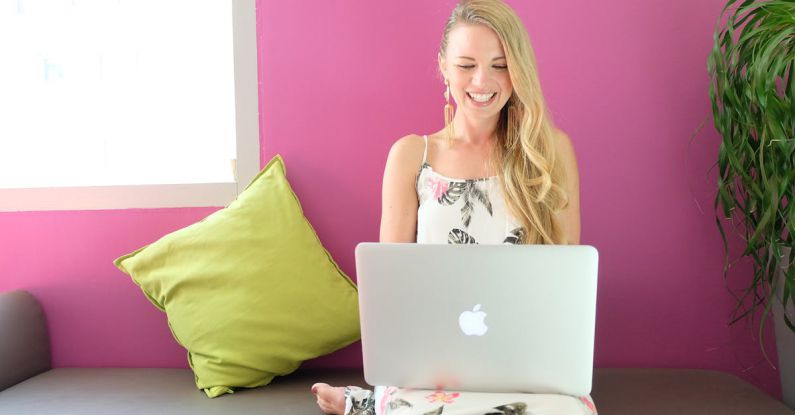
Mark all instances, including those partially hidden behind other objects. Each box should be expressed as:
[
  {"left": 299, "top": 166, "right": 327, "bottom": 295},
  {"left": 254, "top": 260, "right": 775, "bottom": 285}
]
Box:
[{"left": 707, "top": 0, "right": 794, "bottom": 407}]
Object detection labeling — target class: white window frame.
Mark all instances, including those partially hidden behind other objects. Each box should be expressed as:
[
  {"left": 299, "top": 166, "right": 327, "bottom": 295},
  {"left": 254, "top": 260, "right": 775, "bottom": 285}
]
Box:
[{"left": 0, "top": 0, "right": 260, "bottom": 212}]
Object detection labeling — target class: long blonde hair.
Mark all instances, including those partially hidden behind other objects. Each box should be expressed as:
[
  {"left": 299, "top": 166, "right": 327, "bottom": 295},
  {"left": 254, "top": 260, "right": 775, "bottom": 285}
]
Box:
[{"left": 439, "top": 0, "right": 569, "bottom": 244}]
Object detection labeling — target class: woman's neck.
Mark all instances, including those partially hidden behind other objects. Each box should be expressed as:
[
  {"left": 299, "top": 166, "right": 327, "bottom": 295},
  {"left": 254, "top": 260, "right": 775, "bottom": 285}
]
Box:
[{"left": 452, "top": 112, "right": 498, "bottom": 146}]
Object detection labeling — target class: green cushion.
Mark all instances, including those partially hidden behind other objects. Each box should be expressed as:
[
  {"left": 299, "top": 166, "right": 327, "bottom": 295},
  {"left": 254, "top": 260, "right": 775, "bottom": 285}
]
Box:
[{"left": 114, "top": 155, "right": 360, "bottom": 398}]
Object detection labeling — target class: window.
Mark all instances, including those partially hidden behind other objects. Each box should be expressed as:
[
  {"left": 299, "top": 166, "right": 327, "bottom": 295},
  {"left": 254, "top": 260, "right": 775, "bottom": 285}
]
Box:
[{"left": 0, "top": 0, "right": 260, "bottom": 211}]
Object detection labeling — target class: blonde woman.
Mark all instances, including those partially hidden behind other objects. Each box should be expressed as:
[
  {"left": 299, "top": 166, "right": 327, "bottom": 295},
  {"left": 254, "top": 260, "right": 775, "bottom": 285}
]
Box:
[{"left": 313, "top": 0, "right": 593, "bottom": 413}]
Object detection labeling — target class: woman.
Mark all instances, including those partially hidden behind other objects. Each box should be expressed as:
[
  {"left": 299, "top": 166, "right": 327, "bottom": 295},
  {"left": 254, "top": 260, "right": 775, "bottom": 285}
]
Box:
[{"left": 313, "top": 0, "right": 591, "bottom": 413}]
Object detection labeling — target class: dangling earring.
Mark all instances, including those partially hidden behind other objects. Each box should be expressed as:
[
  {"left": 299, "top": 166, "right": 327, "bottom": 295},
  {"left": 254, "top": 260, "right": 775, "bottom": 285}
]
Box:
[
  {"left": 506, "top": 99, "right": 521, "bottom": 150},
  {"left": 444, "top": 79, "right": 455, "bottom": 147}
]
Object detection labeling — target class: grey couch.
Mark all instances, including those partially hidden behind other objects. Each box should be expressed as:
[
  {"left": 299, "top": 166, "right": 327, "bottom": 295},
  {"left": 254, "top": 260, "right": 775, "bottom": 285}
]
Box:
[{"left": 1, "top": 290, "right": 793, "bottom": 415}]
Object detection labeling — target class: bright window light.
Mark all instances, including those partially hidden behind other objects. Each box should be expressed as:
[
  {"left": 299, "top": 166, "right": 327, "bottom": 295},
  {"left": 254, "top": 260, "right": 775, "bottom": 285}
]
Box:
[{"left": 0, "top": 0, "right": 237, "bottom": 189}]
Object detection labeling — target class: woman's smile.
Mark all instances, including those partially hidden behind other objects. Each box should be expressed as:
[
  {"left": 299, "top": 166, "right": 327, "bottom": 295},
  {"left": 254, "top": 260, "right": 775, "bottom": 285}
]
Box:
[{"left": 466, "top": 91, "right": 497, "bottom": 106}]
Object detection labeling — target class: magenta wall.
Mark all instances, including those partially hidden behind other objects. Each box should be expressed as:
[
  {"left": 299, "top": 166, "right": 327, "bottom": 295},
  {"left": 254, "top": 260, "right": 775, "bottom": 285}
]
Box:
[{"left": 0, "top": 0, "right": 782, "bottom": 398}]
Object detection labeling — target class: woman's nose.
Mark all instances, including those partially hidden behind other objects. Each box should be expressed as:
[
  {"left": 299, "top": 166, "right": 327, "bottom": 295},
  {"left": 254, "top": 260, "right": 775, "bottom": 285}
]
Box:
[{"left": 471, "top": 68, "right": 487, "bottom": 87}]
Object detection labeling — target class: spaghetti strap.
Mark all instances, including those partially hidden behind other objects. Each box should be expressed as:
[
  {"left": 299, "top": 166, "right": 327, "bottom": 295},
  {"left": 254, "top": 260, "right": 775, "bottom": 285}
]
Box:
[{"left": 422, "top": 135, "right": 428, "bottom": 164}]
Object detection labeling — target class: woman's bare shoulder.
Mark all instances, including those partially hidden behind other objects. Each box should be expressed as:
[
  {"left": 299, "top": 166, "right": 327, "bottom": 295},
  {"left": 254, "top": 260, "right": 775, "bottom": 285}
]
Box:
[
  {"left": 386, "top": 134, "right": 426, "bottom": 171},
  {"left": 552, "top": 128, "right": 577, "bottom": 166},
  {"left": 552, "top": 127, "right": 572, "bottom": 148},
  {"left": 389, "top": 134, "right": 425, "bottom": 154}
]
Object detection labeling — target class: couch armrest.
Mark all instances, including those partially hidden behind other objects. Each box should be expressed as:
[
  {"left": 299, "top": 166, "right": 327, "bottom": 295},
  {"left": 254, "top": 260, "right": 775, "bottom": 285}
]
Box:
[{"left": 0, "top": 290, "right": 51, "bottom": 391}]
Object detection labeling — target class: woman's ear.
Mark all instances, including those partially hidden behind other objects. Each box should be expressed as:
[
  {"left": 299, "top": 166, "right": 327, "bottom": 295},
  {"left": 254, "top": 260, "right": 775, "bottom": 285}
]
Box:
[{"left": 437, "top": 53, "right": 448, "bottom": 81}]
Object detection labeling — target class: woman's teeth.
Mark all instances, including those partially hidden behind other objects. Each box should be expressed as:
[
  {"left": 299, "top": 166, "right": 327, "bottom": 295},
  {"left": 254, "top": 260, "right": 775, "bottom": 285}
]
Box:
[{"left": 467, "top": 92, "right": 495, "bottom": 103}]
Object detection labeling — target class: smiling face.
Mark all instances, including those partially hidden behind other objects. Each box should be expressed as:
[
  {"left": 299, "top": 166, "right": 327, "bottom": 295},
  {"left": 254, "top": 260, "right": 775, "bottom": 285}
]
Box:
[{"left": 439, "top": 23, "right": 513, "bottom": 124}]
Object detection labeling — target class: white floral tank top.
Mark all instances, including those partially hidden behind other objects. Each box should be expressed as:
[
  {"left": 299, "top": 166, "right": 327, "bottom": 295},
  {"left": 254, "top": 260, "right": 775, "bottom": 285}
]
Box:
[{"left": 415, "top": 135, "right": 525, "bottom": 244}]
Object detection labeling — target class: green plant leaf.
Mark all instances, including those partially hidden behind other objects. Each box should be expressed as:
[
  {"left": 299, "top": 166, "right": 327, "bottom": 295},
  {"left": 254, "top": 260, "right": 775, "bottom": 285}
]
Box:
[{"left": 707, "top": 0, "right": 795, "bottom": 343}]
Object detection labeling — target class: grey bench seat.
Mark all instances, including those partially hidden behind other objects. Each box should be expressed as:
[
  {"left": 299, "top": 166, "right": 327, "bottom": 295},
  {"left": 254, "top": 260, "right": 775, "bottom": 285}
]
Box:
[
  {"left": 1, "top": 367, "right": 793, "bottom": 415},
  {"left": 0, "top": 368, "right": 363, "bottom": 415},
  {"left": 1, "top": 290, "right": 793, "bottom": 414}
]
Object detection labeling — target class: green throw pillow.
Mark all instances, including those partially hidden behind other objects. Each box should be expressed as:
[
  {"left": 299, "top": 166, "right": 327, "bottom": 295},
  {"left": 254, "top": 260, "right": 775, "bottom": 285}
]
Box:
[{"left": 114, "top": 155, "right": 360, "bottom": 398}]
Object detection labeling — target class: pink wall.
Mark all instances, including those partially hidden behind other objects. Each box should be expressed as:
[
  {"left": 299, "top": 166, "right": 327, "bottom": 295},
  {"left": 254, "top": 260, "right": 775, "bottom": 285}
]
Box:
[{"left": 0, "top": 0, "right": 782, "bottom": 398}]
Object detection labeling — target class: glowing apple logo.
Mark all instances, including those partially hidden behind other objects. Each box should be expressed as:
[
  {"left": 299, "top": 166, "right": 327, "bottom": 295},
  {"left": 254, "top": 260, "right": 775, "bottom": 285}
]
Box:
[{"left": 458, "top": 304, "right": 488, "bottom": 336}]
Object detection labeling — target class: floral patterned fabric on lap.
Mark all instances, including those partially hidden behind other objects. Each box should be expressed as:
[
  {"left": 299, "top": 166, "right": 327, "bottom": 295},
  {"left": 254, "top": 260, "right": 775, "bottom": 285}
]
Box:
[{"left": 345, "top": 386, "right": 598, "bottom": 415}]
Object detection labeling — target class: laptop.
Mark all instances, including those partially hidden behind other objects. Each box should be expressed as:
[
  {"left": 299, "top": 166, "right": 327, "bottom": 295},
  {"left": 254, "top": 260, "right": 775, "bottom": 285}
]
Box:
[{"left": 354, "top": 242, "right": 598, "bottom": 396}]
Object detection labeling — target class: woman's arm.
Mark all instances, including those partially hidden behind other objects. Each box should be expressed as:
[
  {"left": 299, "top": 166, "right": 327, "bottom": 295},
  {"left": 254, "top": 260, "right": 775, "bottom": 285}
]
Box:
[
  {"left": 553, "top": 129, "right": 581, "bottom": 245},
  {"left": 379, "top": 135, "right": 425, "bottom": 243}
]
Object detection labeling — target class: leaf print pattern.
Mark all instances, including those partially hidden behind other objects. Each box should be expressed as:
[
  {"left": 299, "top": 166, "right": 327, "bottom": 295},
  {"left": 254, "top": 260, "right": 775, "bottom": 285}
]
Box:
[
  {"left": 486, "top": 402, "right": 528, "bottom": 415},
  {"left": 381, "top": 386, "right": 400, "bottom": 414},
  {"left": 503, "top": 227, "right": 526, "bottom": 245},
  {"left": 468, "top": 184, "right": 493, "bottom": 216},
  {"left": 437, "top": 181, "right": 493, "bottom": 229},
  {"left": 449, "top": 228, "right": 477, "bottom": 244},
  {"left": 461, "top": 197, "right": 474, "bottom": 228},
  {"left": 387, "top": 398, "right": 413, "bottom": 413},
  {"left": 426, "top": 175, "right": 450, "bottom": 200},
  {"left": 438, "top": 181, "right": 467, "bottom": 205},
  {"left": 577, "top": 396, "right": 597, "bottom": 414},
  {"left": 416, "top": 163, "right": 531, "bottom": 246},
  {"left": 348, "top": 390, "right": 375, "bottom": 415},
  {"left": 348, "top": 387, "right": 595, "bottom": 414},
  {"left": 422, "top": 406, "right": 444, "bottom": 415}
]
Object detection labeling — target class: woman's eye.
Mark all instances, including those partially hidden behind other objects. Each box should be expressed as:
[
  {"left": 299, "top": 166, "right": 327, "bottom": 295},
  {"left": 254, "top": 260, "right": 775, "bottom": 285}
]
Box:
[
  {"left": 493, "top": 65, "right": 508, "bottom": 70},
  {"left": 457, "top": 65, "right": 475, "bottom": 70}
]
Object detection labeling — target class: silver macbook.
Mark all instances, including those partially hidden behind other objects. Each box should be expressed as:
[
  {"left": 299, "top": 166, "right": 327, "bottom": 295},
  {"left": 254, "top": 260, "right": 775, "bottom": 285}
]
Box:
[{"left": 354, "top": 243, "right": 599, "bottom": 396}]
